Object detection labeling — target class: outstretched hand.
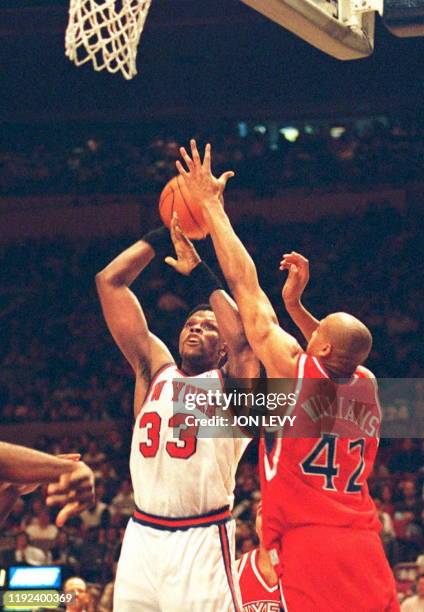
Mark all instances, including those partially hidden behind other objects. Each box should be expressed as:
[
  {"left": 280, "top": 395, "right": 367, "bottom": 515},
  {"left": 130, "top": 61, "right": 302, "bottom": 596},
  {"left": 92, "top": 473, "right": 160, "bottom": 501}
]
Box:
[
  {"left": 164, "top": 213, "right": 201, "bottom": 276},
  {"left": 280, "top": 251, "right": 310, "bottom": 306},
  {"left": 11, "top": 453, "right": 82, "bottom": 497},
  {"left": 176, "top": 139, "right": 234, "bottom": 208},
  {"left": 46, "top": 460, "right": 95, "bottom": 528}
]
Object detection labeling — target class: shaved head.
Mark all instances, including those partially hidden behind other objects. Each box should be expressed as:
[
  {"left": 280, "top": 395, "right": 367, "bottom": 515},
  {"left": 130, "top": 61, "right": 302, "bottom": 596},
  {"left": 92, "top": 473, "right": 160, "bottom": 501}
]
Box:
[{"left": 307, "top": 312, "right": 372, "bottom": 377}]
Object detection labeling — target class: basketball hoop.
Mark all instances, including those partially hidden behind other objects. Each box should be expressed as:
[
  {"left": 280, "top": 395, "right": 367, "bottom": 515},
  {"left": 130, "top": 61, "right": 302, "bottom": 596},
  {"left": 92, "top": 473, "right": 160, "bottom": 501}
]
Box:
[{"left": 65, "top": 0, "right": 152, "bottom": 80}]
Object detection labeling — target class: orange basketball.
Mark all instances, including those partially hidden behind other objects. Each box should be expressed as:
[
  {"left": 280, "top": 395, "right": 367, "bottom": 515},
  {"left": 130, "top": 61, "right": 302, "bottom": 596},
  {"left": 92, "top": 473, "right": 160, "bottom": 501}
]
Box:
[{"left": 159, "top": 175, "right": 208, "bottom": 240}]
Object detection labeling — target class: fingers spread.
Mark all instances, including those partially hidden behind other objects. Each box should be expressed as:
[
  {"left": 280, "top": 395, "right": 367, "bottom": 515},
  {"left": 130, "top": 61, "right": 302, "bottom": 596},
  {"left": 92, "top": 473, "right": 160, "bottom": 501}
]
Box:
[
  {"left": 55, "top": 501, "right": 82, "bottom": 528},
  {"left": 164, "top": 256, "right": 178, "bottom": 270},
  {"left": 203, "top": 143, "right": 211, "bottom": 171},
  {"left": 180, "top": 146, "right": 194, "bottom": 169},
  {"left": 176, "top": 160, "right": 188, "bottom": 177},
  {"left": 190, "top": 139, "right": 201, "bottom": 166}
]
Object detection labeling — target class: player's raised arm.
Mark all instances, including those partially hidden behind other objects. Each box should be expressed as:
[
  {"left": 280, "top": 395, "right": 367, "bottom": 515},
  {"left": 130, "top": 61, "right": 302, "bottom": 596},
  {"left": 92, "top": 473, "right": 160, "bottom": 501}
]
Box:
[
  {"left": 280, "top": 251, "right": 319, "bottom": 342},
  {"left": 176, "top": 140, "right": 301, "bottom": 378},
  {"left": 95, "top": 231, "right": 174, "bottom": 394},
  {"left": 165, "top": 214, "right": 260, "bottom": 379}
]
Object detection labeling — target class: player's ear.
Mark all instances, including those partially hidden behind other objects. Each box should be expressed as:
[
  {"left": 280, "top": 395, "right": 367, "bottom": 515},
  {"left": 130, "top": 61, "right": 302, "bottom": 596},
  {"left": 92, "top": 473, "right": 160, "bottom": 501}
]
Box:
[
  {"left": 318, "top": 342, "right": 332, "bottom": 358},
  {"left": 218, "top": 343, "right": 228, "bottom": 365}
]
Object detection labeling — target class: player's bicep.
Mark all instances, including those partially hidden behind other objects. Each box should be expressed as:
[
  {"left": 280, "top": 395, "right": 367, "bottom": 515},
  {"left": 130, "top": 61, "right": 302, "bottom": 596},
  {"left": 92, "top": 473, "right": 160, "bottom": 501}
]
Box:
[
  {"left": 96, "top": 282, "right": 151, "bottom": 371},
  {"left": 234, "top": 286, "right": 300, "bottom": 376},
  {"left": 96, "top": 279, "right": 173, "bottom": 377}
]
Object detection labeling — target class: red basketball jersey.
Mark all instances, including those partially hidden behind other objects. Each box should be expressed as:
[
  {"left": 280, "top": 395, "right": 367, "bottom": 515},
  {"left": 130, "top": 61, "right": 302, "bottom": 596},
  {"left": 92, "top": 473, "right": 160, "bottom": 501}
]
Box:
[
  {"left": 260, "top": 353, "right": 382, "bottom": 555},
  {"left": 236, "top": 548, "right": 281, "bottom": 612}
]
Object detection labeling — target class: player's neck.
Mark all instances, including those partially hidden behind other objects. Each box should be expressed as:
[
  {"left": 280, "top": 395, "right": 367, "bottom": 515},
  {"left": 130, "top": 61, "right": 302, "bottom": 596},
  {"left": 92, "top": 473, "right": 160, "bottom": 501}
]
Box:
[
  {"left": 257, "top": 547, "right": 278, "bottom": 587},
  {"left": 179, "top": 358, "right": 215, "bottom": 376},
  {"left": 320, "top": 357, "right": 356, "bottom": 380}
]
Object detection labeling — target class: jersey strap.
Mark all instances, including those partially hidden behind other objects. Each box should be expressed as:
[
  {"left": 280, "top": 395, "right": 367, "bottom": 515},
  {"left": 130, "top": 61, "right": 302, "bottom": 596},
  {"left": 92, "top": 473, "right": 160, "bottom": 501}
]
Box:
[{"left": 132, "top": 504, "right": 231, "bottom": 531}]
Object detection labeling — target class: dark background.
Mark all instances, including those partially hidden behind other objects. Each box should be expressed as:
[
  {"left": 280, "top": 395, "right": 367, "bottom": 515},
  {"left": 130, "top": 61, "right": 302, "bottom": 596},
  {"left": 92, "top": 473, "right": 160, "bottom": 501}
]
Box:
[{"left": 0, "top": 0, "right": 423, "bottom": 124}]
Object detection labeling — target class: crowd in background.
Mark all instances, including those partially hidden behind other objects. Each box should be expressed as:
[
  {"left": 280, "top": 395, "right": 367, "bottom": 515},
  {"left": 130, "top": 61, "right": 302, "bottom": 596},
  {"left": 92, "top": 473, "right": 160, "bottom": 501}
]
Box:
[
  {"left": 0, "top": 202, "right": 423, "bottom": 604},
  {"left": 0, "top": 204, "right": 421, "bottom": 426},
  {"left": 0, "top": 117, "right": 423, "bottom": 606},
  {"left": 0, "top": 115, "right": 423, "bottom": 196},
  {"left": 1, "top": 431, "right": 424, "bottom": 608}
]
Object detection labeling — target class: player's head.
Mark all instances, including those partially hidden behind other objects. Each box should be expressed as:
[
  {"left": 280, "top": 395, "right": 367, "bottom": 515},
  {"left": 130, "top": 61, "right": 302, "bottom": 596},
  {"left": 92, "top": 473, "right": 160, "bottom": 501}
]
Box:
[
  {"left": 178, "top": 304, "right": 227, "bottom": 374},
  {"left": 417, "top": 576, "right": 424, "bottom": 599},
  {"left": 306, "top": 312, "right": 372, "bottom": 376},
  {"left": 64, "top": 576, "right": 87, "bottom": 611}
]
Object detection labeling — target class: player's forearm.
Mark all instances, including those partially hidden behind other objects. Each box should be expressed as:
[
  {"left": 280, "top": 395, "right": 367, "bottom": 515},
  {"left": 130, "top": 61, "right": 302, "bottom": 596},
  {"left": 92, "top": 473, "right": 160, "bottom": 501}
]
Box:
[
  {"left": 202, "top": 201, "right": 259, "bottom": 297},
  {"left": 284, "top": 300, "right": 319, "bottom": 342},
  {"left": 0, "top": 485, "right": 21, "bottom": 527},
  {"left": 0, "top": 442, "right": 75, "bottom": 483},
  {"left": 209, "top": 290, "right": 250, "bottom": 355},
  {"left": 96, "top": 240, "right": 155, "bottom": 288}
]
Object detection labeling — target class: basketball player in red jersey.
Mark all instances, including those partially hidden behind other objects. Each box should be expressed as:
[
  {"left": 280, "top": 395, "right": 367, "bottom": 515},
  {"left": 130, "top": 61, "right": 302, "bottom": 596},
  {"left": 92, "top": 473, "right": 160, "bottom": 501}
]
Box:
[
  {"left": 236, "top": 502, "right": 281, "bottom": 612},
  {"left": 96, "top": 213, "right": 258, "bottom": 611},
  {"left": 175, "top": 140, "right": 399, "bottom": 612}
]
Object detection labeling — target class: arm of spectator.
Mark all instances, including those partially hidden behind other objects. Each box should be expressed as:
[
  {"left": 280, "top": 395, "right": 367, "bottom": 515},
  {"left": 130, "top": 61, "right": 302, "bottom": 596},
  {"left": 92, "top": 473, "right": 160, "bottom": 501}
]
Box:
[
  {"left": 95, "top": 237, "right": 174, "bottom": 401},
  {"left": 280, "top": 252, "right": 319, "bottom": 342},
  {"left": 165, "top": 214, "right": 260, "bottom": 379}
]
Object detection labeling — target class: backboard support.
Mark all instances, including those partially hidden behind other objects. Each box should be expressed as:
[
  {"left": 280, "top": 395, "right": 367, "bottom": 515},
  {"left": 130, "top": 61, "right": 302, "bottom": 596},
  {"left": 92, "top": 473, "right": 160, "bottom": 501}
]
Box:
[{"left": 240, "top": 0, "right": 376, "bottom": 59}]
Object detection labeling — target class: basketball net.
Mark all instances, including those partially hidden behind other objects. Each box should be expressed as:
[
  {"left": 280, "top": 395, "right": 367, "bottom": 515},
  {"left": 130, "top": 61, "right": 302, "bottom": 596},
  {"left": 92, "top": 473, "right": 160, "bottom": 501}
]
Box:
[{"left": 65, "top": 0, "right": 152, "bottom": 80}]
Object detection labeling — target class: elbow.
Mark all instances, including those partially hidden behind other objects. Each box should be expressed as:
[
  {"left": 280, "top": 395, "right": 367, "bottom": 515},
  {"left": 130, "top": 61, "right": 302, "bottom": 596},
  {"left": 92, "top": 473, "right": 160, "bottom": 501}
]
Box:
[
  {"left": 95, "top": 269, "right": 117, "bottom": 290},
  {"left": 95, "top": 270, "right": 107, "bottom": 288}
]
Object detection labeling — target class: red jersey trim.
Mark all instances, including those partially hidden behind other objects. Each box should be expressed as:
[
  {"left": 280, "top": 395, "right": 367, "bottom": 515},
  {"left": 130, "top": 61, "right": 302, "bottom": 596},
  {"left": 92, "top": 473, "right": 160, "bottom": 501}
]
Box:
[{"left": 133, "top": 505, "right": 231, "bottom": 531}]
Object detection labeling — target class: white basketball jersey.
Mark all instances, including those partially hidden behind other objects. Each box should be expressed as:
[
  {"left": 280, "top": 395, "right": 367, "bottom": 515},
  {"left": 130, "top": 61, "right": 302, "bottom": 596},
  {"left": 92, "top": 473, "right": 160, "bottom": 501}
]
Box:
[{"left": 130, "top": 363, "right": 250, "bottom": 517}]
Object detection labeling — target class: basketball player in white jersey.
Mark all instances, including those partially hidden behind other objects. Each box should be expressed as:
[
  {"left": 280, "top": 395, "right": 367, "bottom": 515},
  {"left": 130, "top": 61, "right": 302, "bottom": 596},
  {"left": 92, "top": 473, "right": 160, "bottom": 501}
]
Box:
[{"left": 96, "top": 211, "right": 259, "bottom": 611}]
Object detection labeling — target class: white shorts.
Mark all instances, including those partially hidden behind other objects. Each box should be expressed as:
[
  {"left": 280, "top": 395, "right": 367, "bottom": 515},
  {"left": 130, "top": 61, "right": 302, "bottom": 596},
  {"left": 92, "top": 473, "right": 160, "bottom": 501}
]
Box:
[{"left": 114, "top": 517, "right": 242, "bottom": 612}]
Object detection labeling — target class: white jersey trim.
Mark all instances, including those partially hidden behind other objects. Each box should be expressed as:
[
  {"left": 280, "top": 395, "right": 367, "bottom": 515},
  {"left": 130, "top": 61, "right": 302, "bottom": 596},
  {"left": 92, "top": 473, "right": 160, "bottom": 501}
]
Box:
[
  {"left": 312, "top": 356, "right": 329, "bottom": 378},
  {"left": 264, "top": 353, "right": 306, "bottom": 482}
]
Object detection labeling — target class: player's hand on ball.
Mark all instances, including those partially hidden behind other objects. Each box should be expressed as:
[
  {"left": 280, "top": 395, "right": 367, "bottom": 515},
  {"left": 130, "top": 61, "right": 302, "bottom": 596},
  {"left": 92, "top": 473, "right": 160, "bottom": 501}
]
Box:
[
  {"left": 176, "top": 139, "right": 235, "bottom": 207},
  {"left": 45, "top": 460, "right": 95, "bottom": 527},
  {"left": 164, "top": 213, "right": 201, "bottom": 275},
  {"left": 280, "top": 251, "right": 310, "bottom": 306}
]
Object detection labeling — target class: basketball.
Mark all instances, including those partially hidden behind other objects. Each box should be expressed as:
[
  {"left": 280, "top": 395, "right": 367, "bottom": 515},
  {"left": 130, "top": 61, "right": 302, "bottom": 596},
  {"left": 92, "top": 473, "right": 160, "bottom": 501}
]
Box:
[{"left": 159, "top": 175, "right": 208, "bottom": 240}]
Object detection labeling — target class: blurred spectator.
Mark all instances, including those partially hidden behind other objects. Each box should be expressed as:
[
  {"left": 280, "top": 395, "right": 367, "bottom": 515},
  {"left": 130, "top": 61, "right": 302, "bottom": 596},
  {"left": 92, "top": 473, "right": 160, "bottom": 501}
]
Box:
[
  {"left": 79, "top": 490, "right": 109, "bottom": 529},
  {"left": 390, "top": 441, "right": 423, "bottom": 474},
  {"left": 109, "top": 480, "right": 134, "bottom": 518},
  {"left": 3, "top": 531, "right": 51, "bottom": 566},
  {"left": 63, "top": 576, "right": 96, "bottom": 612},
  {"left": 375, "top": 498, "right": 398, "bottom": 566},
  {"left": 401, "top": 576, "right": 424, "bottom": 611},
  {"left": 0, "top": 116, "right": 422, "bottom": 196},
  {"left": 25, "top": 509, "right": 58, "bottom": 550}
]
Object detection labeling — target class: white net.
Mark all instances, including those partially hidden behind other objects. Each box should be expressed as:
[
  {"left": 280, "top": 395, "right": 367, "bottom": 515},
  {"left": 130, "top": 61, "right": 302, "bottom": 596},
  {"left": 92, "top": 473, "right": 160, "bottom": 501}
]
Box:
[{"left": 65, "top": 0, "right": 152, "bottom": 80}]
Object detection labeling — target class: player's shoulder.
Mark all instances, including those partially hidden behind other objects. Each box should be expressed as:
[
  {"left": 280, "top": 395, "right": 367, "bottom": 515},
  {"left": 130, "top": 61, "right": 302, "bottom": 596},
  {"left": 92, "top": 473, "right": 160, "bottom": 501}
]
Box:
[{"left": 355, "top": 365, "right": 377, "bottom": 384}]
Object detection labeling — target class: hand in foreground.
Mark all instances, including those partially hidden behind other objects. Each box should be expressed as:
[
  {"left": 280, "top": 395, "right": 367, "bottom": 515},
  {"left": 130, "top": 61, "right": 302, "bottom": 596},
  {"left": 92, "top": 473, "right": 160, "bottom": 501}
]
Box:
[
  {"left": 176, "top": 139, "right": 234, "bottom": 208},
  {"left": 164, "top": 213, "right": 201, "bottom": 275},
  {"left": 46, "top": 460, "right": 95, "bottom": 528},
  {"left": 3, "top": 453, "right": 82, "bottom": 497},
  {"left": 280, "top": 251, "right": 310, "bottom": 306}
]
